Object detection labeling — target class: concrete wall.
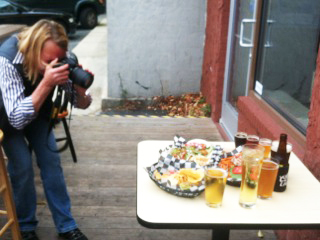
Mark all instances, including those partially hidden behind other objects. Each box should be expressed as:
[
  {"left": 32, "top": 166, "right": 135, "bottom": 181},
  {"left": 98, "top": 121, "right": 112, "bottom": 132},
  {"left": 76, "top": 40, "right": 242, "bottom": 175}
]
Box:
[{"left": 107, "top": 0, "right": 206, "bottom": 99}]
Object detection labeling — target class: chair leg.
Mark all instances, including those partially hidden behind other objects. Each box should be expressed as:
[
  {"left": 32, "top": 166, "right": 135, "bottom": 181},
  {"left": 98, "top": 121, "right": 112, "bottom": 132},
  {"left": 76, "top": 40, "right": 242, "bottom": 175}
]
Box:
[
  {"left": 61, "top": 118, "right": 77, "bottom": 163},
  {"left": 0, "top": 136, "right": 22, "bottom": 239}
]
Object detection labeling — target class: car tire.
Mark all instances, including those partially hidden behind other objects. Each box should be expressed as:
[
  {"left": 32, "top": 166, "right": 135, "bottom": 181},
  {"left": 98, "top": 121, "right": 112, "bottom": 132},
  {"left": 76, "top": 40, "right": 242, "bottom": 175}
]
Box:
[{"left": 79, "top": 7, "right": 97, "bottom": 29}]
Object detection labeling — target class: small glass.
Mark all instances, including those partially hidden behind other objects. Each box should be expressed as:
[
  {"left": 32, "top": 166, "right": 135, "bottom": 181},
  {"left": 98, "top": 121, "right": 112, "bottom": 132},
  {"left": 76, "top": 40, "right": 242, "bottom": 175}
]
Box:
[
  {"left": 205, "top": 165, "right": 228, "bottom": 208},
  {"left": 239, "top": 144, "right": 264, "bottom": 208},
  {"left": 246, "top": 135, "right": 259, "bottom": 144},
  {"left": 234, "top": 132, "right": 247, "bottom": 148},
  {"left": 259, "top": 138, "right": 272, "bottom": 159},
  {"left": 270, "top": 141, "right": 293, "bottom": 160}
]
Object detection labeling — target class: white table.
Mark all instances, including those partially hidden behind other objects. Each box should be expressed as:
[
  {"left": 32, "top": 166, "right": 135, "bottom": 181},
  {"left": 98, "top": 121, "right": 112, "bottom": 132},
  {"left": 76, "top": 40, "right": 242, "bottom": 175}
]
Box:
[{"left": 136, "top": 141, "right": 320, "bottom": 239}]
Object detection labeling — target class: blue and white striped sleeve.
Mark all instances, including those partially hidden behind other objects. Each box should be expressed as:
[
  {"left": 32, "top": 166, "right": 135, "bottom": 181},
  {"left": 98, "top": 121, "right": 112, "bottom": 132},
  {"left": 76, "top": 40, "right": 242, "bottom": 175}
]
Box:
[{"left": 0, "top": 56, "right": 37, "bottom": 130}]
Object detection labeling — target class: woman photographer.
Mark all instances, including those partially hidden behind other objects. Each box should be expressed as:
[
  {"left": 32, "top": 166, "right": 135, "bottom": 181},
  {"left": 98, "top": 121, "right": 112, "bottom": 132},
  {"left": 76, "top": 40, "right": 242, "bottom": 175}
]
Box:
[{"left": 0, "top": 20, "right": 92, "bottom": 240}]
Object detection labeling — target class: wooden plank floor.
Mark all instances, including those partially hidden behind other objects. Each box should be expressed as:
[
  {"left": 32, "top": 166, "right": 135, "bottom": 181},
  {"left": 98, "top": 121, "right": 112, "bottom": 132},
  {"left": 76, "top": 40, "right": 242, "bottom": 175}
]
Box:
[{"left": 1, "top": 116, "right": 277, "bottom": 240}]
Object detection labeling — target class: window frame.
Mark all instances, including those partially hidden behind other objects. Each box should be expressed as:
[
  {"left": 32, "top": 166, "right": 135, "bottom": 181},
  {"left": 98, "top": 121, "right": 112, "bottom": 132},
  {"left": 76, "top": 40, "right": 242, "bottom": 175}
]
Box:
[{"left": 248, "top": 0, "right": 306, "bottom": 146}]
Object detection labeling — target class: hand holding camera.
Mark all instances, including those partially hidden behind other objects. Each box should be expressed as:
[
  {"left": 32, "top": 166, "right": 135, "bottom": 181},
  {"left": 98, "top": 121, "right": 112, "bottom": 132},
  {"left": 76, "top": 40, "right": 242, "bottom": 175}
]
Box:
[
  {"left": 74, "top": 85, "right": 92, "bottom": 109},
  {"left": 43, "top": 58, "right": 70, "bottom": 88},
  {"left": 51, "top": 52, "right": 94, "bottom": 110},
  {"left": 53, "top": 52, "right": 94, "bottom": 89}
]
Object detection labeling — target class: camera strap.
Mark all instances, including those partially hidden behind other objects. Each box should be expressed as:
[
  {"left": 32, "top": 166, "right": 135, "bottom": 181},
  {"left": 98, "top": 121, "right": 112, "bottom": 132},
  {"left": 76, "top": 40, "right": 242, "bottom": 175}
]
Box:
[{"left": 47, "top": 86, "right": 70, "bottom": 152}]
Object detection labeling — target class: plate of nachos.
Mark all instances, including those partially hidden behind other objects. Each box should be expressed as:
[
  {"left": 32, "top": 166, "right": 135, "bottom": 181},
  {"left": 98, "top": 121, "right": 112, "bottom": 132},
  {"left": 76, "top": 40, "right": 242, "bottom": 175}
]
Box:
[{"left": 145, "top": 136, "right": 225, "bottom": 197}]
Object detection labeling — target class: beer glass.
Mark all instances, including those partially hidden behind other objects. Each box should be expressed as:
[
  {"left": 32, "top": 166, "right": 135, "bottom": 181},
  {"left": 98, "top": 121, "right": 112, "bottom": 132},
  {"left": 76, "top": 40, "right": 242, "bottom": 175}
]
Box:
[
  {"left": 239, "top": 144, "right": 264, "bottom": 208},
  {"left": 234, "top": 132, "right": 247, "bottom": 147},
  {"left": 271, "top": 141, "right": 292, "bottom": 160},
  {"left": 246, "top": 135, "right": 259, "bottom": 144},
  {"left": 259, "top": 138, "right": 272, "bottom": 159},
  {"left": 258, "top": 158, "right": 279, "bottom": 199},
  {"left": 205, "top": 165, "right": 228, "bottom": 208}
]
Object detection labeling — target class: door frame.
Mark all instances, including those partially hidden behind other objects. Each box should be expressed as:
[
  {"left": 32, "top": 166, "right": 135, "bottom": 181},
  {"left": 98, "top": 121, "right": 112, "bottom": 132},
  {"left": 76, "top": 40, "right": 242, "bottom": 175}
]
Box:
[
  {"left": 220, "top": 0, "right": 263, "bottom": 140},
  {"left": 220, "top": 0, "right": 238, "bottom": 140}
]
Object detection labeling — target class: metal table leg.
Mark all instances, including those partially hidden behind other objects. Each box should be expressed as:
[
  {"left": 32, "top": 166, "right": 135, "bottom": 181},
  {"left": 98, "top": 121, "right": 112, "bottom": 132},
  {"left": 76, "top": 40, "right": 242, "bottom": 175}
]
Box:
[{"left": 212, "top": 228, "right": 230, "bottom": 240}]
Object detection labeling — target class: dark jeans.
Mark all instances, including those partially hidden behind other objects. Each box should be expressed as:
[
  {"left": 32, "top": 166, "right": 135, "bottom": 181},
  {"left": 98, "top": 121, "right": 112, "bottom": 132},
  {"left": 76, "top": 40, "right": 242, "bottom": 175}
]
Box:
[{"left": 2, "top": 117, "right": 77, "bottom": 233}]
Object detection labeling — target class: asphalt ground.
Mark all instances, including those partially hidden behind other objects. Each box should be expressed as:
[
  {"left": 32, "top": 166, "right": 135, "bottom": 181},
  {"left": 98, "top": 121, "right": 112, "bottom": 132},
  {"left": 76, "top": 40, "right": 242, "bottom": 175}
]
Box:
[
  {"left": 68, "top": 15, "right": 106, "bottom": 51},
  {"left": 68, "top": 28, "right": 91, "bottom": 50},
  {"left": 69, "top": 15, "right": 107, "bottom": 116}
]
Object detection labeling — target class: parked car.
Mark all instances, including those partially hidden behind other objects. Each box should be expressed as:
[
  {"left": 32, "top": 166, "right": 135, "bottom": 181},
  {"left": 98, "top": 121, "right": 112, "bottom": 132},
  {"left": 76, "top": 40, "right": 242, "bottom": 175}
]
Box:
[
  {"left": 11, "top": 0, "right": 106, "bottom": 29},
  {"left": 0, "top": 0, "right": 77, "bottom": 34}
]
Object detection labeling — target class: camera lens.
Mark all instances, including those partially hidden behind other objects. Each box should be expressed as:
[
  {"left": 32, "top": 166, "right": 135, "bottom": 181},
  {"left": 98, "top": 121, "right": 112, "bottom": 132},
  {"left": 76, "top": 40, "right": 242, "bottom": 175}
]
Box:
[{"left": 70, "top": 67, "right": 94, "bottom": 89}]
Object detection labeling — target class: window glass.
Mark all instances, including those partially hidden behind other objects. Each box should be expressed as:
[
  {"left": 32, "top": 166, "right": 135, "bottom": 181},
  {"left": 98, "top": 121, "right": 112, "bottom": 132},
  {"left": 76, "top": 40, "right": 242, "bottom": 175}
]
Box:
[
  {"left": 254, "top": 0, "right": 320, "bottom": 134},
  {"left": 227, "top": 0, "right": 256, "bottom": 110},
  {"left": 0, "top": 2, "right": 16, "bottom": 13}
]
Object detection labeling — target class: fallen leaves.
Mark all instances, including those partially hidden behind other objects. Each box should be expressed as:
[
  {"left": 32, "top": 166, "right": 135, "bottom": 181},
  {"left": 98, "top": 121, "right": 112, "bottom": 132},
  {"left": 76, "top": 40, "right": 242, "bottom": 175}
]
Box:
[
  {"left": 110, "top": 92, "right": 211, "bottom": 117},
  {"left": 149, "top": 93, "right": 211, "bottom": 117}
]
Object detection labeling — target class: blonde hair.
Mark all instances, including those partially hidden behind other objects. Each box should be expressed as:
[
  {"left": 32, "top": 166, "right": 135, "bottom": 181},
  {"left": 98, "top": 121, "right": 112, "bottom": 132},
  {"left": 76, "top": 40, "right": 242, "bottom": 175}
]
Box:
[{"left": 18, "top": 19, "right": 68, "bottom": 84}]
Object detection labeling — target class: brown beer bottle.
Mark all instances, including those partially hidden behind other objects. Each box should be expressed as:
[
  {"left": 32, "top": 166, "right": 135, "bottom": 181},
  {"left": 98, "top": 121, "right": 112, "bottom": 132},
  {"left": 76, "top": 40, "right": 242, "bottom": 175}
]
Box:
[{"left": 273, "top": 133, "right": 289, "bottom": 192}]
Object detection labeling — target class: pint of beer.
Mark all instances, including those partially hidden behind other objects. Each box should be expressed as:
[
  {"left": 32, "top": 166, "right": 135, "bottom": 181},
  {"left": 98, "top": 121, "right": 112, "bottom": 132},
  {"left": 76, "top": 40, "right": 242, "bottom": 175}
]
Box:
[
  {"left": 205, "top": 166, "right": 227, "bottom": 208},
  {"left": 259, "top": 138, "right": 272, "bottom": 159},
  {"left": 239, "top": 144, "right": 264, "bottom": 208},
  {"left": 258, "top": 159, "right": 279, "bottom": 199}
]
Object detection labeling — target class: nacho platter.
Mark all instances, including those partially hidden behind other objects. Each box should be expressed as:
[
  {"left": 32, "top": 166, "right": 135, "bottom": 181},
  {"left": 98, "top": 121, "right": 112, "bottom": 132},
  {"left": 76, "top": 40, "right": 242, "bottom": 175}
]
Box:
[{"left": 146, "top": 136, "right": 224, "bottom": 198}]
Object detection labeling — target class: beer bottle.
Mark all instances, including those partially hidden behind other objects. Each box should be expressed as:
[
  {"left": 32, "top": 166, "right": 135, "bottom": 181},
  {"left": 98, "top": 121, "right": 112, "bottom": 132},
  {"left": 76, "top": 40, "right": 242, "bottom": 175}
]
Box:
[{"left": 273, "top": 133, "right": 290, "bottom": 192}]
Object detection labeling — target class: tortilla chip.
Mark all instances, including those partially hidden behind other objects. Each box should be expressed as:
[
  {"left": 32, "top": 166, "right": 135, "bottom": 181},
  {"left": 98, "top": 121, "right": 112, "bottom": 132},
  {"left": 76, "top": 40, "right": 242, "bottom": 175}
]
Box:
[{"left": 178, "top": 169, "right": 204, "bottom": 184}]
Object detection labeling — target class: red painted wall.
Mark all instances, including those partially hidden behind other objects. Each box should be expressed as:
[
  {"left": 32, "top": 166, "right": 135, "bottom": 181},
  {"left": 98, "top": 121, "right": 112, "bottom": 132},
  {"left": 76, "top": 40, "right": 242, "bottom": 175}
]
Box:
[{"left": 201, "top": 0, "right": 230, "bottom": 122}]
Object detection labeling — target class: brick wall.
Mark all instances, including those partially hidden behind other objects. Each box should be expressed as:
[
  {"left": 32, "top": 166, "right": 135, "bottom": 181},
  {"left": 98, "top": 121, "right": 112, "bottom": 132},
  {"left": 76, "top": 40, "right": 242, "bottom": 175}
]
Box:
[
  {"left": 201, "top": 0, "right": 230, "bottom": 122},
  {"left": 201, "top": 0, "right": 320, "bottom": 239},
  {"left": 237, "top": 96, "right": 304, "bottom": 159},
  {"left": 276, "top": 48, "right": 320, "bottom": 240},
  {"left": 237, "top": 42, "right": 320, "bottom": 240},
  {"left": 236, "top": 26, "right": 320, "bottom": 240},
  {"left": 304, "top": 49, "right": 320, "bottom": 181}
]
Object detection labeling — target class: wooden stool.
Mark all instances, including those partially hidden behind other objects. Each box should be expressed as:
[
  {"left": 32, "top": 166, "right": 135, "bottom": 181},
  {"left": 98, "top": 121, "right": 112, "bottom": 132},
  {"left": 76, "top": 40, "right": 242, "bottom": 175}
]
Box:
[{"left": 0, "top": 130, "right": 22, "bottom": 240}]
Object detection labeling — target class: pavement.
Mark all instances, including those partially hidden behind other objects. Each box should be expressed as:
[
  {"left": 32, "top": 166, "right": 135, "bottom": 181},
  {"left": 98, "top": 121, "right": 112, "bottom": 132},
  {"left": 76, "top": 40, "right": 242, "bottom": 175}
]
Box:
[{"left": 71, "top": 15, "right": 108, "bottom": 116}]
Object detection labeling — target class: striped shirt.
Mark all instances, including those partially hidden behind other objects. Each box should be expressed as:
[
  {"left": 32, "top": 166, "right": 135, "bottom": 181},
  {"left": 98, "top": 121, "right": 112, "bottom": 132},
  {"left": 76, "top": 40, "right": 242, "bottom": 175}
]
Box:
[{"left": 0, "top": 53, "right": 77, "bottom": 130}]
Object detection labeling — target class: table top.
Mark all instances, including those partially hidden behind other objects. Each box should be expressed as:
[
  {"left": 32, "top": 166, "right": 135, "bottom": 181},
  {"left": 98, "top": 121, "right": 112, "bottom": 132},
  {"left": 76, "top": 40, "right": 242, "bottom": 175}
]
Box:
[{"left": 136, "top": 140, "right": 320, "bottom": 230}]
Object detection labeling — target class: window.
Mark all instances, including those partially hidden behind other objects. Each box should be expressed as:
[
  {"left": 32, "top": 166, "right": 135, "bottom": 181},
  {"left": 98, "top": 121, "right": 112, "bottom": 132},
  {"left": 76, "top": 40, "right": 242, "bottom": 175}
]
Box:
[
  {"left": 254, "top": 0, "right": 320, "bottom": 134},
  {"left": 0, "top": 2, "right": 16, "bottom": 13}
]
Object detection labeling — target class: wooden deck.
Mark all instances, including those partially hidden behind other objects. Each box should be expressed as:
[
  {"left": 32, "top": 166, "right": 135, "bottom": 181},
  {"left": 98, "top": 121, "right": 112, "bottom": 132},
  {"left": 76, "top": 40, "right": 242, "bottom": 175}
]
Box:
[{"left": 1, "top": 116, "right": 277, "bottom": 239}]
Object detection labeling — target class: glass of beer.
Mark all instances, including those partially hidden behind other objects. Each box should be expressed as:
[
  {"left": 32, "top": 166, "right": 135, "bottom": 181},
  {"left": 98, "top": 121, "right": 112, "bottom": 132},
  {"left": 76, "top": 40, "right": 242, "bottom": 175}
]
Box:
[
  {"left": 258, "top": 158, "right": 279, "bottom": 199},
  {"left": 246, "top": 135, "right": 259, "bottom": 144},
  {"left": 239, "top": 144, "right": 264, "bottom": 208},
  {"left": 204, "top": 165, "right": 228, "bottom": 208},
  {"left": 271, "top": 141, "right": 292, "bottom": 161},
  {"left": 234, "top": 132, "right": 247, "bottom": 147},
  {"left": 259, "top": 138, "right": 272, "bottom": 159}
]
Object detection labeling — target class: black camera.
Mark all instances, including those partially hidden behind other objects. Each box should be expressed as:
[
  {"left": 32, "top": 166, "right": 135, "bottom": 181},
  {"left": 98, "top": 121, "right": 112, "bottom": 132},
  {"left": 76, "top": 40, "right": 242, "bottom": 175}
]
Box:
[{"left": 54, "top": 52, "right": 94, "bottom": 89}]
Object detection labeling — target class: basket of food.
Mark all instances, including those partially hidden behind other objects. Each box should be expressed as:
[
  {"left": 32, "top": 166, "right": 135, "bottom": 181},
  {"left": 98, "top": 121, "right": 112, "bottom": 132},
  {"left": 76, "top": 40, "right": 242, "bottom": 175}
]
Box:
[
  {"left": 146, "top": 136, "right": 227, "bottom": 198},
  {"left": 147, "top": 167, "right": 205, "bottom": 198}
]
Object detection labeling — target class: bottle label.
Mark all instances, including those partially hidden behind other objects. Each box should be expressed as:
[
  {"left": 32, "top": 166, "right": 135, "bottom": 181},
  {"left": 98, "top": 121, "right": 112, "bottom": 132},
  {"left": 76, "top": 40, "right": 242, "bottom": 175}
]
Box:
[
  {"left": 279, "top": 173, "right": 288, "bottom": 187},
  {"left": 274, "top": 165, "right": 289, "bottom": 192}
]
